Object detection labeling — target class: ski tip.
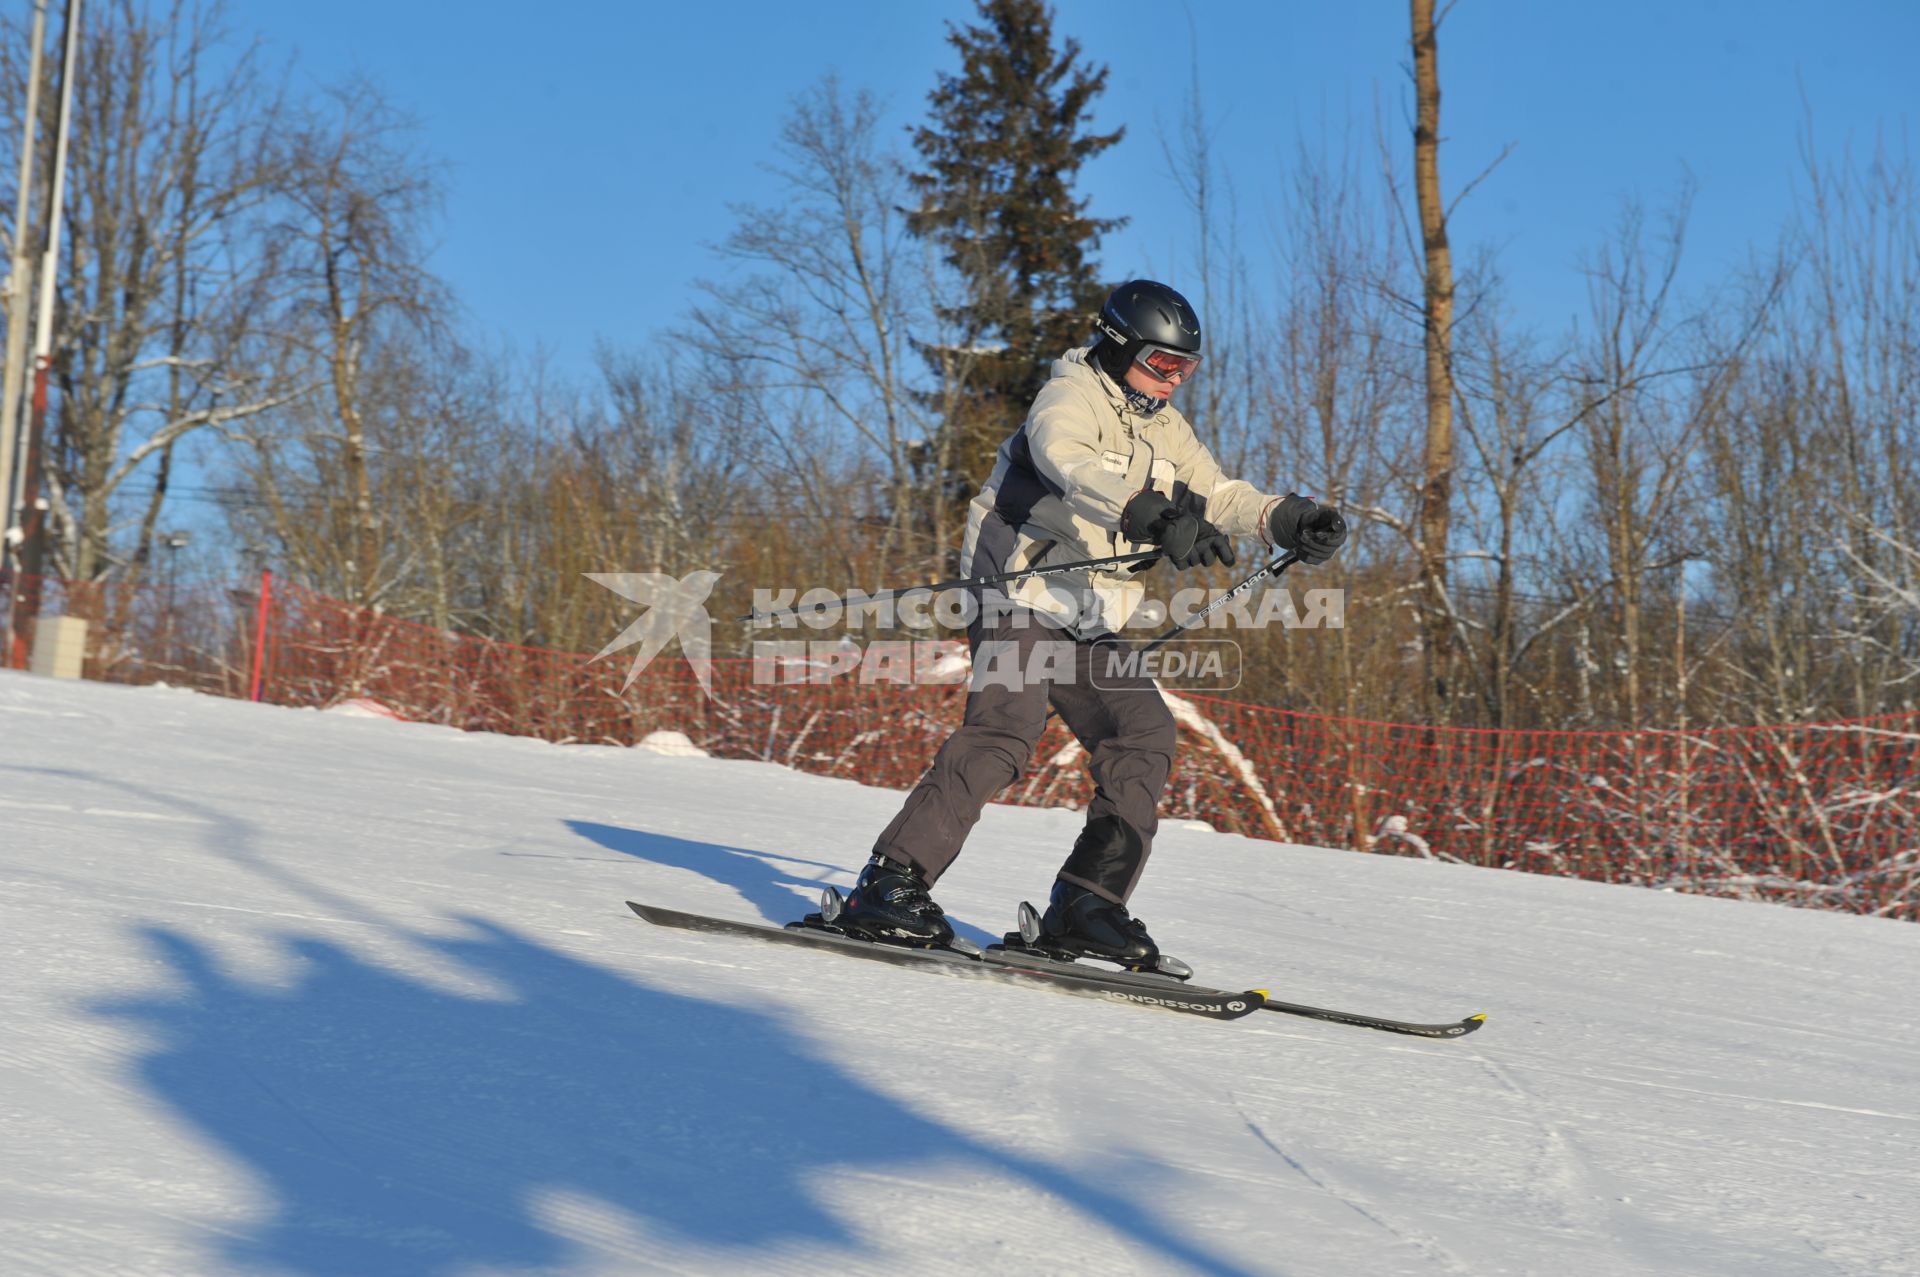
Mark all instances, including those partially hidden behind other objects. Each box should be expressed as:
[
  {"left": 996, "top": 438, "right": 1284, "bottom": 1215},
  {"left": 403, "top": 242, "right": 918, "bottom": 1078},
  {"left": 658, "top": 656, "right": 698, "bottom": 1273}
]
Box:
[{"left": 1458, "top": 1013, "right": 1489, "bottom": 1035}]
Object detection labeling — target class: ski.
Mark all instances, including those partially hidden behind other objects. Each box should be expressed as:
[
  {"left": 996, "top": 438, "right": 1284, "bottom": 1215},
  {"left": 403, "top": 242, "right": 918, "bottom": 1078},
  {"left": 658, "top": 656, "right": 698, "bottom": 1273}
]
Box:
[
  {"left": 625, "top": 901, "right": 1264, "bottom": 1021},
  {"left": 625, "top": 901, "right": 1485, "bottom": 1037},
  {"left": 986, "top": 940, "right": 1486, "bottom": 1039},
  {"left": 1258, "top": 996, "right": 1484, "bottom": 1039}
]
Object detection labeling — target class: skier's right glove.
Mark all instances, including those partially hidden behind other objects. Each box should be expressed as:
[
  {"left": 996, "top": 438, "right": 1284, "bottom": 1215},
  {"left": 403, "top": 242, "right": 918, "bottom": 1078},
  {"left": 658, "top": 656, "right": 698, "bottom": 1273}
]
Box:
[
  {"left": 1267, "top": 492, "right": 1348, "bottom": 566},
  {"left": 1120, "top": 490, "right": 1236, "bottom": 570}
]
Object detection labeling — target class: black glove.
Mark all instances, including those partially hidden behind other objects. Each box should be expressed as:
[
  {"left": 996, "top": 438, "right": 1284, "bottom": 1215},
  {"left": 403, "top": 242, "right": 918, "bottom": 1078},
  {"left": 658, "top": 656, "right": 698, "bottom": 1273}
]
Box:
[
  {"left": 1267, "top": 492, "right": 1348, "bottom": 566},
  {"left": 1120, "top": 489, "right": 1236, "bottom": 570}
]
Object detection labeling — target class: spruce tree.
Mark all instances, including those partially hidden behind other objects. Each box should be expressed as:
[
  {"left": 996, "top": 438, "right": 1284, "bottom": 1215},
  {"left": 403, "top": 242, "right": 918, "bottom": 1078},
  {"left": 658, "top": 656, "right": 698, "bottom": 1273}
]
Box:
[{"left": 908, "top": 0, "right": 1125, "bottom": 518}]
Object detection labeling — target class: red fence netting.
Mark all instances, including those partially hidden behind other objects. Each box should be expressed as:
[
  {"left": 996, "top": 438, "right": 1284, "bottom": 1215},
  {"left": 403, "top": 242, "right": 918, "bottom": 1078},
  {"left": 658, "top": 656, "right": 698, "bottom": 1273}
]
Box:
[{"left": 9, "top": 572, "right": 1917, "bottom": 921}]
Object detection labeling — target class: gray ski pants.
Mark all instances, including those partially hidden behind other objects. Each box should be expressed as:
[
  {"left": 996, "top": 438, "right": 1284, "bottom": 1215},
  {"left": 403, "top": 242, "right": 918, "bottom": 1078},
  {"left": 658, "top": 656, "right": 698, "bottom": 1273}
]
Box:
[{"left": 871, "top": 600, "right": 1177, "bottom": 904}]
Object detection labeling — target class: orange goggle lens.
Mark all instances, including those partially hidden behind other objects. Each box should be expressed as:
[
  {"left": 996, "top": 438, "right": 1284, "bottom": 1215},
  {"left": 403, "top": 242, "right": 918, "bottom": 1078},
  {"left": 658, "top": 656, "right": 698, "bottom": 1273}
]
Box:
[{"left": 1139, "top": 347, "right": 1200, "bottom": 381}]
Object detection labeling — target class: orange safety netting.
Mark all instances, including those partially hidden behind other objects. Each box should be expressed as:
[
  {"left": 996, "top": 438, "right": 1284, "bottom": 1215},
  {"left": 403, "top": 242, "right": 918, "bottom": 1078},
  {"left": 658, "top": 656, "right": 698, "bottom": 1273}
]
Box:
[{"left": 10, "top": 572, "right": 1917, "bottom": 921}]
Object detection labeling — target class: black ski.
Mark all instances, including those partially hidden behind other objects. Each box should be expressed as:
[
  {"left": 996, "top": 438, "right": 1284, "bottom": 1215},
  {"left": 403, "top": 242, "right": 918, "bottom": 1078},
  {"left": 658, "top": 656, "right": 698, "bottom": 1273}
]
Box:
[
  {"left": 625, "top": 902, "right": 1485, "bottom": 1037},
  {"left": 625, "top": 901, "right": 1263, "bottom": 1021},
  {"left": 1257, "top": 995, "right": 1485, "bottom": 1039},
  {"left": 986, "top": 940, "right": 1487, "bottom": 1039}
]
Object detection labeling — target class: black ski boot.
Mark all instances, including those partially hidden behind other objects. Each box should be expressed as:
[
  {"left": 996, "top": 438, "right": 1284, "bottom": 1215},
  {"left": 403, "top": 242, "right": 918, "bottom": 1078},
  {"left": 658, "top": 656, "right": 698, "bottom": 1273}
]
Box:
[
  {"left": 1028, "top": 880, "right": 1191, "bottom": 979},
  {"left": 830, "top": 853, "right": 955, "bottom": 947}
]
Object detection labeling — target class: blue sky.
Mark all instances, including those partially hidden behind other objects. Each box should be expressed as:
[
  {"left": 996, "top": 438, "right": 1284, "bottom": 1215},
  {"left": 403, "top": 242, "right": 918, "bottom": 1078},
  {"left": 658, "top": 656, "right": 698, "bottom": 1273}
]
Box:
[{"left": 249, "top": 1, "right": 1912, "bottom": 382}]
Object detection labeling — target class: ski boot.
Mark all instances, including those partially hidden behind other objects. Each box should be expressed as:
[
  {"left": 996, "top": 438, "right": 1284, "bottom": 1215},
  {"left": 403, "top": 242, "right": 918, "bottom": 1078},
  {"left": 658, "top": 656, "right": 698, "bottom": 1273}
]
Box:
[
  {"left": 815, "top": 853, "right": 958, "bottom": 949},
  {"left": 1008, "top": 880, "right": 1193, "bottom": 980}
]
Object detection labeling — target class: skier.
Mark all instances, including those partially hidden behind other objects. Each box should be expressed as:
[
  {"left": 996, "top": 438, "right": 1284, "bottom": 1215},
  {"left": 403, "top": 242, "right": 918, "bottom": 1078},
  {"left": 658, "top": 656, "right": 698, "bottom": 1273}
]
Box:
[{"left": 837, "top": 280, "right": 1348, "bottom": 969}]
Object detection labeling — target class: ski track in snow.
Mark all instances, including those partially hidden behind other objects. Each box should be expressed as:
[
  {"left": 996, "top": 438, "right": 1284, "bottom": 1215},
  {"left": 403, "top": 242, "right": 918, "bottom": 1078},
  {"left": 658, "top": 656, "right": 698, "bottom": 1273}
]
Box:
[
  {"left": 3, "top": 670, "right": 1919, "bottom": 1277},
  {"left": 1233, "top": 1108, "right": 1478, "bottom": 1277}
]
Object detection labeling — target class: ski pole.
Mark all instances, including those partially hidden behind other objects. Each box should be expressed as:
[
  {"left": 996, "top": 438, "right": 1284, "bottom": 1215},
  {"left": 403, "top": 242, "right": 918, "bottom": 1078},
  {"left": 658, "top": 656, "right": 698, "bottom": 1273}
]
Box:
[
  {"left": 739, "top": 548, "right": 1163, "bottom": 624},
  {"left": 1033, "top": 550, "right": 1301, "bottom": 722},
  {"left": 1135, "top": 550, "right": 1300, "bottom": 656}
]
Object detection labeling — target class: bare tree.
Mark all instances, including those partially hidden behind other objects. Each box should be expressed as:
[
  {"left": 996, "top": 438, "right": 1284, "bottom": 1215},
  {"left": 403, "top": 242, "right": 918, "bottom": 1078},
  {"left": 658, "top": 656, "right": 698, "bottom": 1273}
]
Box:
[
  {"left": 686, "top": 76, "right": 940, "bottom": 580},
  {"left": 1446, "top": 303, "right": 1586, "bottom": 728},
  {"left": 1408, "top": 0, "right": 1460, "bottom": 717},
  {"left": 244, "top": 81, "right": 445, "bottom": 607},
  {"left": 1835, "top": 521, "right": 1920, "bottom": 698},
  {"left": 1, "top": 0, "right": 297, "bottom": 582},
  {"left": 1157, "top": 46, "right": 1254, "bottom": 456},
  {"left": 1259, "top": 133, "right": 1414, "bottom": 721},
  {"left": 1795, "top": 127, "right": 1920, "bottom": 716},
  {"left": 1548, "top": 193, "right": 1728, "bottom": 730}
]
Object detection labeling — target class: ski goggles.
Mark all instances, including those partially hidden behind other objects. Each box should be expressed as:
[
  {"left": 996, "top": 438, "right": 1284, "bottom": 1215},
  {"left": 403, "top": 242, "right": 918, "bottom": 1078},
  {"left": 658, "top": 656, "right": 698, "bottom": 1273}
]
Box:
[{"left": 1135, "top": 344, "right": 1201, "bottom": 383}]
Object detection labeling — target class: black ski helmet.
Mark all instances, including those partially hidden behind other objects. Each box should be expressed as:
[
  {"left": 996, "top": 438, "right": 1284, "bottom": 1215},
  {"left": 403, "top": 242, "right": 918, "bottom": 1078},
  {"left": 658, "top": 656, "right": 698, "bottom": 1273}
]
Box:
[{"left": 1091, "top": 279, "right": 1202, "bottom": 384}]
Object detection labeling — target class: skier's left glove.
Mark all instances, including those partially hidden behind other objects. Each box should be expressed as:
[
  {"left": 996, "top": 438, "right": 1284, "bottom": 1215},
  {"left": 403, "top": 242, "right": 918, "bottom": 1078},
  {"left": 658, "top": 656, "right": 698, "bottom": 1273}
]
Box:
[
  {"left": 1267, "top": 493, "right": 1348, "bottom": 566},
  {"left": 1121, "top": 490, "right": 1235, "bottom": 570}
]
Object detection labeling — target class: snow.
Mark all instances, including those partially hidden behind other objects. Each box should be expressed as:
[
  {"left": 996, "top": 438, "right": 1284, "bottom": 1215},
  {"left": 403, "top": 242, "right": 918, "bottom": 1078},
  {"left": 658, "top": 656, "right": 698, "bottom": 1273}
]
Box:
[
  {"left": 1373, "top": 813, "right": 1436, "bottom": 860},
  {"left": 636, "top": 730, "right": 709, "bottom": 758},
  {"left": 323, "top": 696, "right": 407, "bottom": 720},
  {"left": 2, "top": 669, "right": 1917, "bottom": 1277}
]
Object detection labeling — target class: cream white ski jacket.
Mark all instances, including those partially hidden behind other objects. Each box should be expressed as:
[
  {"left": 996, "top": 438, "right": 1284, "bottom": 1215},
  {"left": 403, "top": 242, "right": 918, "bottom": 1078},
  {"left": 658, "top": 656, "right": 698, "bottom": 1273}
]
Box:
[{"left": 960, "top": 345, "right": 1287, "bottom": 637}]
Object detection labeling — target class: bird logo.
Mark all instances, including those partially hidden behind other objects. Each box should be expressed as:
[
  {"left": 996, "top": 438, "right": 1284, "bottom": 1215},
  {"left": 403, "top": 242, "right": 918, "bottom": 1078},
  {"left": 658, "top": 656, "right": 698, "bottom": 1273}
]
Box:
[{"left": 587, "top": 571, "right": 723, "bottom": 698}]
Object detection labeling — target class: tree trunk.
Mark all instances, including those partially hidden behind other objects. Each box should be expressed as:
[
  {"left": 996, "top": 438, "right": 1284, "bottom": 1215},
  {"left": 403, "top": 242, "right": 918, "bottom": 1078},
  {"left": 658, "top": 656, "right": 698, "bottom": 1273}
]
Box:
[{"left": 1411, "top": 0, "right": 1457, "bottom": 720}]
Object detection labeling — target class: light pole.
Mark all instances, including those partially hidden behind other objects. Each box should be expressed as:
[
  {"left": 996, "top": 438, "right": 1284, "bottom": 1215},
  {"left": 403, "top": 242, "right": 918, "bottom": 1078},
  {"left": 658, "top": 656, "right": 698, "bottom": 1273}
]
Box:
[
  {"left": 0, "top": 1, "right": 49, "bottom": 570},
  {"left": 162, "top": 530, "right": 188, "bottom": 665},
  {"left": 3, "top": 0, "right": 80, "bottom": 668},
  {"left": 0, "top": 2, "right": 50, "bottom": 669}
]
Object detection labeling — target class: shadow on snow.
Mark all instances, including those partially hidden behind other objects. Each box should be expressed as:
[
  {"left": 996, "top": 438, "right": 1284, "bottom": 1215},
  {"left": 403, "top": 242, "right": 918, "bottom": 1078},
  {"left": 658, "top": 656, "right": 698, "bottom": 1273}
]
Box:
[
  {"left": 566, "top": 819, "right": 1002, "bottom": 950},
  {"left": 91, "top": 916, "right": 1260, "bottom": 1276}
]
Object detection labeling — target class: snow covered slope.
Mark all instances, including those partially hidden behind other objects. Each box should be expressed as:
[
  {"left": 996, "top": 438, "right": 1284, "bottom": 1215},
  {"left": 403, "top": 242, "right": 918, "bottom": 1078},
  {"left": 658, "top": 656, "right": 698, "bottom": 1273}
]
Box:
[{"left": 2, "top": 669, "right": 1916, "bottom": 1277}]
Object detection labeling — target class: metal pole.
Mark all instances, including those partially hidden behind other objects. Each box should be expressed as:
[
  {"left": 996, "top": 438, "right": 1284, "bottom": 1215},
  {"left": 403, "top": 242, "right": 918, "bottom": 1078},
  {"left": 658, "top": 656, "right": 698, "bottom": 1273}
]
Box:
[
  {"left": 1040, "top": 552, "right": 1302, "bottom": 725},
  {"left": 1134, "top": 551, "right": 1301, "bottom": 658},
  {"left": 162, "top": 530, "right": 185, "bottom": 665},
  {"left": 31, "top": 0, "right": 77, "bottom": 375},
  {"left": 8, "top": 0, "right": 78, "bottom": 629},
  {"left": 0, "top": 0, "right": 50, "bottom": 664}
]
